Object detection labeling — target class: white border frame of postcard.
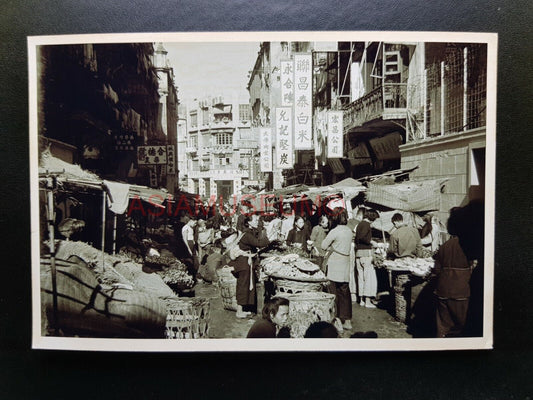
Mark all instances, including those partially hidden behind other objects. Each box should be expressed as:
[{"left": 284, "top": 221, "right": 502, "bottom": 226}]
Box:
[{"left": 29, "top": 31, "right": 497, "bottom": 352}]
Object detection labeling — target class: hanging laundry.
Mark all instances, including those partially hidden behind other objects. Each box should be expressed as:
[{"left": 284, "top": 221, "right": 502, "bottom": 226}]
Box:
[{"left": 104, "top": 180, "right": 131, "bottom": 215}]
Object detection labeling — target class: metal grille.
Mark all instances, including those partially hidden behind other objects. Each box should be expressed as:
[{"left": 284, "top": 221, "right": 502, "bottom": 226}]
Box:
[{"left": 424, "top": 44, "right": 487, "bottom": 136}]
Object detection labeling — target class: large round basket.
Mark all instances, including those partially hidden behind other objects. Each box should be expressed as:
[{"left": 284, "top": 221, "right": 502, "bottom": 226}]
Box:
[
  {"left": 165, "top": 297, "right": 210, "bottom": 339},
  {"left": 274, "top": 278, "right": 323, "bottom": 295},
  {"left": 219, "top": 277, "right": 238, "bottom": 311},
  {"left": 275, "top": 292, "right": 336, "bottom": 338}
]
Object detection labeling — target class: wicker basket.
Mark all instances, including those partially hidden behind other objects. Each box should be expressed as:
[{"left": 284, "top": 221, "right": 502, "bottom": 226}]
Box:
[
  {"left": 219, "top": 277, "right": 239, "bottom": 311},
  {"left": 165, "top": 297, "right": 210, "bottom": 339},
  {"left": 274, "top": 278, "right": 323, "bottom": 295},
  {"left": 276, "top": 292, "right": 336, "bottom": 338},
  {"left": 393, "top": 274, "right": 410, "bottom": 323}
]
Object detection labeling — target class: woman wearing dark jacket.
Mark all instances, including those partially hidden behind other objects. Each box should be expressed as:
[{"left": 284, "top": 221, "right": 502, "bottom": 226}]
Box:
[
  {"left": 228, "top": 213, "right": 270, "bottom": 318},
  {"left": 286, "top": 216, "right": 310, "bottom": 248},
  {"left": 354, "top": 209, "right": 379, "bottom": 308}
]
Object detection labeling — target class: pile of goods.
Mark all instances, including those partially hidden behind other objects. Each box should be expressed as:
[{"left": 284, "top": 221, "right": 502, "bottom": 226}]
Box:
[
  {"left": 144, "top": 255, "right": 179, "bottom": 269},
  {"left": 155, "top": 258, "right": 195, "bottom": 293},
  {"left": 276, "top": 292, "right": 336, "bottom": 338},
  {"left": 260, "top": 254, "right": 326, "bottom": 282},
  {"left": 372, "top": 242, "right": 388, "bottom": 267},
  {"left": 260, "top": 242, "right": 309, "bottom": 259},
  {"left": 382, "top": 257, "right": 434, "bottom": 277},
  {"left": 53, "top": 240, "right": 175, "bottom": 297}
]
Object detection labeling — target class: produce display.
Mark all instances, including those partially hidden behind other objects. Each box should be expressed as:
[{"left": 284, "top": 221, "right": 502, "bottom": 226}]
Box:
[
  {"left": 156, "top": 259, "right": 195, "bottom": 291},
  {"left": 261, "top": 254, "right": 326, "bottom": 281},
  {"left": 159, "top": 268, "right": 195, "bottom": 289},
  {"left": 382, "top": 257, "right": 434, "bottom": 277}
]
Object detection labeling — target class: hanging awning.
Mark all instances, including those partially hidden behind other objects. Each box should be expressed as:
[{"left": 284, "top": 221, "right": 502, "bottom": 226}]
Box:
[
  {"left": 365, "top": 178, "right": 448, "bottom": 212},
  {"left": 39, "top": 150, "right": 173, "bottom": 213}
]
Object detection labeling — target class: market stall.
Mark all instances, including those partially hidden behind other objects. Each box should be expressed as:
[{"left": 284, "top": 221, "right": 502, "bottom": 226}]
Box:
[
  {"left": 362, "top": 178, "right": 448, "bottom": 323},
  {"left": 38, "top": 151, "right": 206, "bottom": 338},
  {"left": 258, "top": 246, "right": 333, "bottom": 338}
]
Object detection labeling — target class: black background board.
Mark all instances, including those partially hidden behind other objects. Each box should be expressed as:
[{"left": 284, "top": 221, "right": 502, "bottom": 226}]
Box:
[{"left": 1, "top": 0, "right": 532, "bottom": 398}]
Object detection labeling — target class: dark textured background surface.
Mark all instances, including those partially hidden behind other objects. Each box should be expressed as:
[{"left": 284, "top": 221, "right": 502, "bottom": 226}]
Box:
[{"left": 1, "top": 1, "right": 532, "bottom": 398}]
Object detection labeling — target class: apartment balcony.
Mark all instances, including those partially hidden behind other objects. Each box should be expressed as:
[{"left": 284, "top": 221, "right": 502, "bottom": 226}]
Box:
[
  {"left": 185, "top": 146, "right": 198, "bottom": 154},
  {"left": 343, "top": 83, "right": 407, "bottom": 132}
]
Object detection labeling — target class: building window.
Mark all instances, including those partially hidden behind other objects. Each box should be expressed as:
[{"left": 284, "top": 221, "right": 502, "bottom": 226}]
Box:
[
  {"left": 216, "top": 132, "right": 232, "bottom": 146},
  {"left": 188, "top": 134, "right": 198, "bottom": 147},
  {"left": 190, "top": 111, "right": 198, "bottom": 128},
  {"left": 202, "top": 108, "right": 210, "bottom": 126},
  {"left": 215, "top": 155, "right": 232, "bottom": 166},
  {"left": 239, "top": 104, "right": 251, "bottom": 122}
]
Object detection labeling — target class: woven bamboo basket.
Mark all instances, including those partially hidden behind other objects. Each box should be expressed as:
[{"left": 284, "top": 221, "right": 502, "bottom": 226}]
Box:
[
  {"left": 165, "top": 297, "right": 210, "bottom": 339},
  {"left": 219, "top": 277, "right": 238, "bottom": 311},
  {"left": 393, "top": 274, "right": 410, "bottom": 323},
  {"left": 274, "top": 278, "right": 323, "bottom": 295},
  {"left": 276, "top": 292, "right": 336, "bottom": 338}
]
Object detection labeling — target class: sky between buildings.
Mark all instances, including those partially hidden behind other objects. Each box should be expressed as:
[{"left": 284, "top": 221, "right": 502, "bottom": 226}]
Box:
[{"left": 163, "top": 42, "right": 260, "bottom": 105}]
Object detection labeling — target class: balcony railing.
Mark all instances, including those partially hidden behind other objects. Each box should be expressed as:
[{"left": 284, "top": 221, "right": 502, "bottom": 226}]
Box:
[
  {"left": 185, "top": 146, "right": 198, "bottom": 154},
  {"left": 343, "top": 83, "right": 407, "bottom": 130}
]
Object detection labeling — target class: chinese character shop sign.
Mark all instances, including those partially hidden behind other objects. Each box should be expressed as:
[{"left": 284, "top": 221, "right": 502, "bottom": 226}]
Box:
[
  {"left": 137, "top": 145, "right": 168, "bottom": 165},
  {"left": 327, "top": 111, "right": 343, "bottom": 158},
  {"left": 275, "top": 107, "right": 293, "bottom": 169},
  {"left": 260, "top": 128, "right": 272, "bottom": 172},
  {"left": 294, "top": 54, "right": 313, "bottom": 150},
  {"left": 281, "top": 60, "right": 294, "bottom": 107},
  {"left": 166, "top": 145, "right": 176, "bottom": 174}
]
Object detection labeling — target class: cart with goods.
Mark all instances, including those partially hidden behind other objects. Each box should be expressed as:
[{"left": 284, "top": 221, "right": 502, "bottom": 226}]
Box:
[
  {"left": 164, "top": 297, "right": 210, "bottom": 339},
  {"left": 382, "top": 257, "right": 434, "bottom": 323},
  {"left": 275, "top": 292, "right": 336, "bottom": 338},
  {"left": 260, "top": 253, "right": 327, "bottom": 296}
]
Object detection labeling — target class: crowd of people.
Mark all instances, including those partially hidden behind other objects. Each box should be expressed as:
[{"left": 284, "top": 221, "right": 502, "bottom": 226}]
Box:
[{"left": 166, "top": 197, "right": 484, "bottom": 339}]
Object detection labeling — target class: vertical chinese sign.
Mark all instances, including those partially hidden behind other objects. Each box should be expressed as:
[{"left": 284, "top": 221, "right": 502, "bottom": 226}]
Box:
[
  {"left": 327, "top": 111, "right": 343, "bottom": 158},
  {"left": 275, "top": 107, "right": 293, "bottom": 169},
  {"left": 167, "top": 145, "right": 176, "bottom": 174},
  {"left": 260, "top": 128, "right": 272, "bottom": 172},
  {"left": 293, "top": 54, "right": 313, "bottom": 150},
  {"left": 281, "top": 60, "right": 294, "bottom": 107}
]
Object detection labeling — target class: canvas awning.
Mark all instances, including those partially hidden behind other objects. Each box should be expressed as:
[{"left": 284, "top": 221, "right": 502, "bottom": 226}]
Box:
[
  {"left": 39, "top": 150, "right": 173, "bottom": 212},
  {"left": 365, "top": 178, "right": 448, "bottom": 212}
]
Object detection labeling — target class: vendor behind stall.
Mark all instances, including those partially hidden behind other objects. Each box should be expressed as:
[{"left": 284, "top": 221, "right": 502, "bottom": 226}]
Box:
[
  {"left": 286, "top": 216, "right": 310, "bottom": 249},
  {"left": 388, "top": 213, "right": 424, "bottom": 258}
]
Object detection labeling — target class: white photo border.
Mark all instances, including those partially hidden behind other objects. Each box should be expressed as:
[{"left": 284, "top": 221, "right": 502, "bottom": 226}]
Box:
[{"left": 29, "top": 31, "right": 497, "bottom": 351}]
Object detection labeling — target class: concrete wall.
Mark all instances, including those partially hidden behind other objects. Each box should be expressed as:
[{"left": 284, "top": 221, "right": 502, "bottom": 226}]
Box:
[{"left": 399, "top": 127, "right": 485, "bottom": 224}]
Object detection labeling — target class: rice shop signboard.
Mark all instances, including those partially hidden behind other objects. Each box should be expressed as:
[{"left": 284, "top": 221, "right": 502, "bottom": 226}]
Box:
[{"left": 137, "top": 145, "right": 168, "bottom": 165}]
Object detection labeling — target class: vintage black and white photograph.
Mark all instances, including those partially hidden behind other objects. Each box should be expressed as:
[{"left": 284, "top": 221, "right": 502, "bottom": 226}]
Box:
[{"left": 29, "top": 32, "right": 496, "bottom": 351}]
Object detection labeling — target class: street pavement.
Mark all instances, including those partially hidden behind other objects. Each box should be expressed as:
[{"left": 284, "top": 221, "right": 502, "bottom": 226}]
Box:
[{"left": 194, "top": 282, "right": 412, "bottom": 339}]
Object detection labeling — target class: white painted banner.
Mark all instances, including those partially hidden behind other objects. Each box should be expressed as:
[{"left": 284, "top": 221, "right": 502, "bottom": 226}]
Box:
[
  {"left": 275, "top": 107, "right": 293, "bottom": 169},
  {"left": 280, "top": 60, "right": 294, "bottom": 107},
  {"left": 327, "top": 111, "right": 344, "bottom": 158},
  {"left": 259, "top": 127, "right": 273, "bottom": 172},
  {"left": 293, "top": 54, "right": 313, "bottom": 150}
]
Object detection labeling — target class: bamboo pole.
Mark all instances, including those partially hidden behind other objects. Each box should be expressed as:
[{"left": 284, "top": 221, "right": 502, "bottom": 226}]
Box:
[
  {"left": 112, "top": 213, "right": 117, "bottom": 255},
  {"left": 440, "top": 61, "right": 445, "bottom": 135},
  {"left": 463, "top": 47, "right": 468, "bottom": 131},
  {"left": 101, "top": 190, "right": 106, "bottom": 272},
  {"left": 46, "top": 176, "right": 59, "bottom": 335}
]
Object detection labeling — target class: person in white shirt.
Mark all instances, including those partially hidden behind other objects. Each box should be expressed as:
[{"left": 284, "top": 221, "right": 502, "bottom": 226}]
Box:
[{"left": 180, "top": 217, "right": 198, "bottom": 277}]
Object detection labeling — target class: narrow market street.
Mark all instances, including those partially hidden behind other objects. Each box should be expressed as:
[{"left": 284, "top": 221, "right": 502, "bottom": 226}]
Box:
[{"left": 196, "top": 282, "right": 411, "bottom": 339}]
